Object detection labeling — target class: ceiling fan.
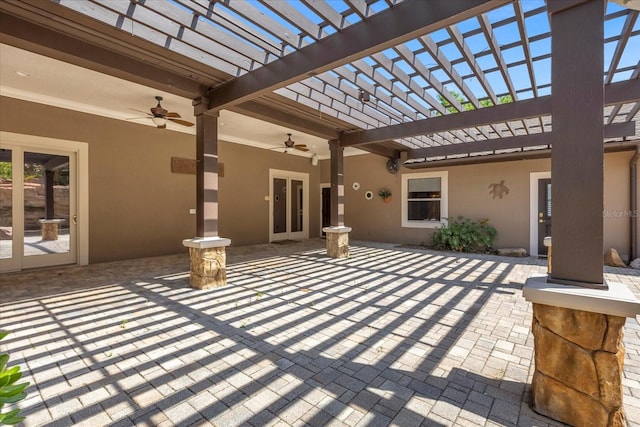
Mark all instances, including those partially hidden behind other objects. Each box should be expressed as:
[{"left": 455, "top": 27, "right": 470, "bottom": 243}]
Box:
[
  {"left": 274, "top": 133, "right": 309, "bottom": 153},
  {"left": 130, "top": 96, "right": 194, "bottom": 128}
]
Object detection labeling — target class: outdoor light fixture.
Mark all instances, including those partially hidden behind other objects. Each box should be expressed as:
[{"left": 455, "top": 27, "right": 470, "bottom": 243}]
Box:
[
  {"left": 311, "top": 153, "right": 318, "bottom": 166},
  {"left": 613, "top": 0, "right": 640, "bottom": 10},
  {"left": 358, "top": 89, "right": 370, "bottom": 103},
  {"left": 151, "top": 116, "right": 167, "bottom": 127}
]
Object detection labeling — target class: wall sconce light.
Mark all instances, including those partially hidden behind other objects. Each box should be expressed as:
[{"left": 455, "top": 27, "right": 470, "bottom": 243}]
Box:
[{"left": 311, "top": 153, "right": 318, "bottom": 166}]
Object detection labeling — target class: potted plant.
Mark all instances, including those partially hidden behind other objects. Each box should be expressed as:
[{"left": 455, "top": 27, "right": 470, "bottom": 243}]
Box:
[{"left": 379, "top": 188, "right": 392, "bottom": 203}]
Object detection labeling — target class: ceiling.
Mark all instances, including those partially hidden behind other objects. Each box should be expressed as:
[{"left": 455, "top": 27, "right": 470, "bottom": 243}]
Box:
[{"left": 0, "top": 43, "right": 364, "bottom": 159}]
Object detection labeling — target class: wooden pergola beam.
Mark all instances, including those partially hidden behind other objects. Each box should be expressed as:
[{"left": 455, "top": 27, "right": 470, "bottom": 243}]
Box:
[
  {"left": 206, "top": 0, "right": 509, "bottom": 112},
  {"left": 406, "top": 121, "right": 635, "bottom": 159},
  {"left": 340, "top": 79, "right": 640, "bottom": 147}
]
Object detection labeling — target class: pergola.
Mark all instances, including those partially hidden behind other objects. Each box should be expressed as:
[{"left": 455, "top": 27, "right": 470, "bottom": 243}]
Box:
[{"left": 1, "top": 1, "right": 640, "bottom": 423}]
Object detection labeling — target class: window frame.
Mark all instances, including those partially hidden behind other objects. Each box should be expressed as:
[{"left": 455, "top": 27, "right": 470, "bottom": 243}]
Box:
[{"left": 401, "top": 171, "right": 448, "bottom": 228}]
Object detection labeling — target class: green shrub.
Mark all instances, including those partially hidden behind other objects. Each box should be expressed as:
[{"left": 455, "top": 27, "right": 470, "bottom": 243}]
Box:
[
  {"left": 0, "top": 331, "right": 29, "bottom": 426},
  {"left": 432, "top": 216, "right": 497, "bottom": 253}
]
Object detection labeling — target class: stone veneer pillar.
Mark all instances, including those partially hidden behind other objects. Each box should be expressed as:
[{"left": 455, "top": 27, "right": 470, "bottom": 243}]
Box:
[
  {"left": 322, "top": 226, "right": 351, "bottom": 259},
  {"left": 524, "top": 277, "right": 640, "bottom": 427},
  {"left": 39, "top": 219, "right": 64, "bottom": 240},
  {"left": 325, "top": 140, "right": 351, "bottom": 259},
  {"left": 183, "top": 98, "right": 231, "bottom": 289},
  {"left": 182, "top": 237, "right": 231, "bottom": 289}
]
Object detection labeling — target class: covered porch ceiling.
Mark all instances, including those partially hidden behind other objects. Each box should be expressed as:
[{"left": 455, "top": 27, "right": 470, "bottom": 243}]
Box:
[{"left": 0, "top": 0, "right": 639, "bottom": 164}]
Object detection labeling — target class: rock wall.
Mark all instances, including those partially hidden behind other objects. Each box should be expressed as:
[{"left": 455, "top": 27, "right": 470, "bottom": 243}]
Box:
[
  {"left": 531, "top": 303, "right": 626, "bottom": 427},
  {"left": 0, "top": 181, "right": 70, "bottom": 230}
]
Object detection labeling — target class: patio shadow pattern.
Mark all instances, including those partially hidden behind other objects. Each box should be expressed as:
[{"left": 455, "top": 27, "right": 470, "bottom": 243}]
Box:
[{"left": 1, "top": 240, "right": 640, "bottom": 426}]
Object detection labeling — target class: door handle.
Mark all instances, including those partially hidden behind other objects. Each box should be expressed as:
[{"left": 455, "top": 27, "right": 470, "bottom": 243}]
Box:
[{"left": 72, "top": 215, "right": 77, "bottom": 225}]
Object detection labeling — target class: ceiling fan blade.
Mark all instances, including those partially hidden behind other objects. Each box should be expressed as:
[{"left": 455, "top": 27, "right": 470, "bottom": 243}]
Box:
[
  {"left": 165, "top": 112, "right": 181, "bottom": 118},
  {"left": 294, "top": 145, "right": 309, "bottom": 152},
  {"left": 125, "top": 116, "right": 150, "bottom": 121},
  {"left": 129, "top": 108, "right": 152, "bottom": 116},
  {"left": 168, "top": 118, "right": 195, "bottom": 127}
]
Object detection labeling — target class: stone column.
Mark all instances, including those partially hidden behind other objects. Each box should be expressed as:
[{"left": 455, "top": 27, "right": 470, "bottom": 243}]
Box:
[
  {"left": 531, "top": 303, "right": 626, "bottom": 426},
  {"left": 524, "top": 278, "right": 640, "bottom": 426},
  {"left": 183, "top": 97, "right": 231, "bottom": 289},
  {"left": 39, "top": 219, "right": 64, "bottom": 241},
  {"left": 323, "top": 139, "right": 351, "bottom": 258},
  {"left": 183, "top": 237, "right": 230, "bottom": 289}
]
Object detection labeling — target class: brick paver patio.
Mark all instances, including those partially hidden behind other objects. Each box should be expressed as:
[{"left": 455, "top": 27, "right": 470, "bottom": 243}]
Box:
[{"left": 1, "top": 240, "right": 640, "bottom": 426}]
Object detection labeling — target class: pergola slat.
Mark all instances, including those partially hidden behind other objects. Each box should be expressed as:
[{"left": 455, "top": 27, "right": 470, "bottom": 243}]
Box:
[
  {"left": 605, "top": 10, "right": 638, "bottom": 84},
  {"left": 407, "top": 121, "right": 635, "bottom": 159},
  {"left": 341, "top": 79, "right": 640, "bottom": 147},
  {"left": 478, "top": 12, "right": 519, "bottom": 101},
  {"left": 206, "top": 0, "right": 510, "bottom": 112}
]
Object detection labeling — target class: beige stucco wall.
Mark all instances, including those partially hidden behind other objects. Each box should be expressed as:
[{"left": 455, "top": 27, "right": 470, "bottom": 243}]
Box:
[
  {"left": 2, "top": 96, "right": 636, "bottom": 264},
  {"left": 341, "top": 151, "right": 636, "bottom": 260},
  {"left": 1, "top": 97, "right": 322, "bottom": 263},
  {"left": 218, "top": 141, "right": 321, "bottom": 246}
]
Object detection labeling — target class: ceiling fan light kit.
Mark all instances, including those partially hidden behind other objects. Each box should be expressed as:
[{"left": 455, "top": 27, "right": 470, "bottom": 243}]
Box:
[
  {"left": 281, "top": 133, "right": 309, "bottom": 153},
  {"left": 151, "top": 116, "right": 167, "bottom": 127},
  {"left": 129, "top": 96, "right": 195, "bottom": 128}
]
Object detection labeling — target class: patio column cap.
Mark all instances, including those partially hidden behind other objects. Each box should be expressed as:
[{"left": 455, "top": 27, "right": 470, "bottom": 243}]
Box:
[
  {"left": 322, "top": 226, "right": 352, "bottom": 233},
  {"left": 183, "top": 237, "right": 231, "bottom": 249},
  {"left": 523, "top": 275, "right": 640, "bottom": 318}
]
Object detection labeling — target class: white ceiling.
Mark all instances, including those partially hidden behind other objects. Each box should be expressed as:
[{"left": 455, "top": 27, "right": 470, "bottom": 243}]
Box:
[{"left": 0, "top": 43, "right": 365, "bottom": 159}]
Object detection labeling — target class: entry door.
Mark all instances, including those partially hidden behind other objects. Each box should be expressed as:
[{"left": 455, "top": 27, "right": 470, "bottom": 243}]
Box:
[
  {"left": 0, "top": 146, "right": 78, "bottom": 272},
  {"left": 269, "top": 170, "right": 309, "bottom": 242},
  {"left": 321, "top": 186, "right": 331, "bottom": 237},
  {"left": 537, "top": 178, "right": 552, "bottom": 256}
]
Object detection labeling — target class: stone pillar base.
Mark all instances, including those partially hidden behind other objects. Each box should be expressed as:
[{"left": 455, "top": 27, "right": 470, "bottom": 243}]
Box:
[
  {"left": 39, "top": 219, "right": 64, "bottom": 241},
  {"left": 183, "top": 237, "right": 231, "bottom": 289},
  {"left": 524, "top": 277, "right": 640, "bottom": 427},
  {"left": 322, "top": 226, "right": 351, "bottom": 258}
]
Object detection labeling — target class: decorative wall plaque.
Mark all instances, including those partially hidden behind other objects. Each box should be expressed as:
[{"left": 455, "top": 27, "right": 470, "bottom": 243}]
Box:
[
  {"left": 171, "top": 157, "right": 224, "bottom": 177},
  {"left": 171, "top": 157, "right": 196, "bottom": 174}
]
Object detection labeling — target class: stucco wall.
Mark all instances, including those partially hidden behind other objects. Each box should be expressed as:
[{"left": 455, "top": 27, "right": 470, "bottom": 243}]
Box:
[
  {"left": 218, "top": 141, "right": 321, "bottom": 246},
  {"left": 341, "top": 151, "right": 636, "bottom": 260},
  {"left": 1, "top": 97, "right": 321, "bottom": 263}
]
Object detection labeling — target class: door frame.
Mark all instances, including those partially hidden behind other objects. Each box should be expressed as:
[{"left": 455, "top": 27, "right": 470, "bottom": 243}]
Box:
[
  {"left": 0, "top": 132, "right": 89, "bottom": 271},
  {"left": 268, "top": 169, "right": 309, "bottom": 242},
  {"left": 529, "top": 171, "right": 551, "bottom": 257}
]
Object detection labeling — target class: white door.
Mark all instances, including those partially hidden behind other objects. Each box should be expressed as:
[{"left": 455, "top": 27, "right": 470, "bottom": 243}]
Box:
[
  {"left": 1, "top": 138, "right": 85, "bottom": 272},
  {"left": 269, "top": 169, "right": 309, "bottom": 242}
]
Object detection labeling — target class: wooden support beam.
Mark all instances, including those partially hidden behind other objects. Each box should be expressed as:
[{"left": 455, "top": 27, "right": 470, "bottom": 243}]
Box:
[
  {"left": 207, "top": 0, "right": 509, "bottom": 111},
  {"left": 549, "top": 0, "right": 605, "bottom": 288},
  {"left": 193, "top": 97, "right": 219, "bottom": 238},
  {"left": 329, "top": 140, "right": 344, "bottom": 227},
  {"left": 340, "top": 79, "right": 640, "bottom": 147},
  {"left": 406, "top": 121, "right": 635, "bottom": 159}
]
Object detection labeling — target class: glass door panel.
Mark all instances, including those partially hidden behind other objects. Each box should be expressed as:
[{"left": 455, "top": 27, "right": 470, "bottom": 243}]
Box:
[
  {"left": 23, "top": 152, "right": 71, "bottom": 257},
  {"left": 291, "top": 179, "right": 303, "bottom": 233},
  {"left": 273, "top": 177, "right": 288, "bottom": 238},
  {"left": 0, "top": 149, "right": 13, "bottom": 263},
  {"left": 269, "top": 170, "right": 309, "bottom": 242}
]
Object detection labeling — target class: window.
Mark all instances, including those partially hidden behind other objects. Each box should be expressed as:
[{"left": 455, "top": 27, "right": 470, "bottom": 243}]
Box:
[{"left": 402, "top": 171, "right": 448, "bottom": 228}]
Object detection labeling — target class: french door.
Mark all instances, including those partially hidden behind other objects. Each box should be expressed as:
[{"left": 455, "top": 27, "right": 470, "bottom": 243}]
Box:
[
  {"left": 537, "top": 178, "right": 552, "bottom": 256},
  {"left": 269, "top": 169, "right": 309, "bottom": 242},
  {"left": 1, "top": 136, "right": 85, "bottom": 272}
]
